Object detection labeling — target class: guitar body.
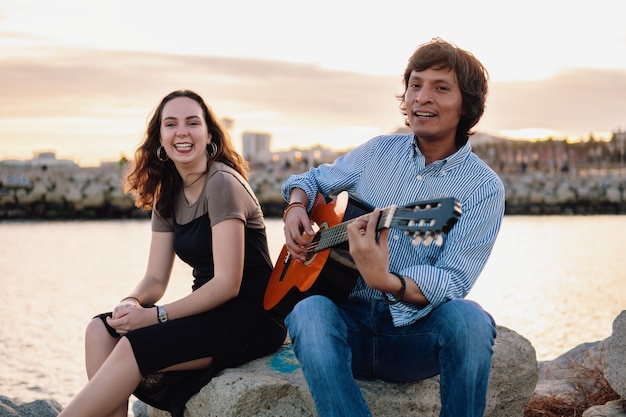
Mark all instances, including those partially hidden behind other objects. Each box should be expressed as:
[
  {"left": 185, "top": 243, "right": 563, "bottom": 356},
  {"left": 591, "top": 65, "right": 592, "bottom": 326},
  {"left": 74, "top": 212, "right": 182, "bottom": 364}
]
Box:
[{"left": 264, "top": 192, "right": 373, "bottom": 317}]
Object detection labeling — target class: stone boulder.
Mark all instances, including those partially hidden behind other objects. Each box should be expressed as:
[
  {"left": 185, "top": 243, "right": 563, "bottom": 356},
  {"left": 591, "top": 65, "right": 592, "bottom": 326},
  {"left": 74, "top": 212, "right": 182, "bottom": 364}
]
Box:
[
  {"left": 535, "top": 339, "right": 609, "bottom": 402},
  {"left": 532, "top": 311, "right": 626, "bottom": 416},
  {"left": 582, "top": 400, "right": 626, "bottom": 417},
  {"left": 0, "top": 396, "right": 62, "bottom": 417},
  {"left": 606, "top": 311, "right": 626, "bottom": 399},
  {"left": 142, "top": 325, "right": 537, "bottom": 417}
]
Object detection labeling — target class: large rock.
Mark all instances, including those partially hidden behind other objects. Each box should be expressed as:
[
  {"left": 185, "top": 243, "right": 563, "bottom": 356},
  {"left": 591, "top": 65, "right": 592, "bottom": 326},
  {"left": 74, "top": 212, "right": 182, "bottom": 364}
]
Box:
[
  {"left": 535, "top": 339, "right": 609, "bottom": 402},
  {"left": 0, "top": 396, "right": 62, "bottom": 417},
  {"left": 531, "top": 311, "right": 626, "bottom": 415},
  {"left": 582, "top": 400, "right": 626, "bottom": 417},
  {"left": 143, "top": 325, "right": 537, "bottom": 417},
  {"left": 606, "top": 311, "right": 626, "bottom": 399}
]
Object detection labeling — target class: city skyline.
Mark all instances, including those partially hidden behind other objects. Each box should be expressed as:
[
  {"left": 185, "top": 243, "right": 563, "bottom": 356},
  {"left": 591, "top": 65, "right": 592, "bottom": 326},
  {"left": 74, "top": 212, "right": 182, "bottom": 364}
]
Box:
[{"left": 1, "top": 0, "right": 626, "bottom": 166}]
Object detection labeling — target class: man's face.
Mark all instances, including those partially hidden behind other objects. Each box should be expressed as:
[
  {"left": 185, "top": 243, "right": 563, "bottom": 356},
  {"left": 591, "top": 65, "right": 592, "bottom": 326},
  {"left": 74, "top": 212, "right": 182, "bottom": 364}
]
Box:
[{"left": 404, "top": 67, "right": 463, "bottom": 143}]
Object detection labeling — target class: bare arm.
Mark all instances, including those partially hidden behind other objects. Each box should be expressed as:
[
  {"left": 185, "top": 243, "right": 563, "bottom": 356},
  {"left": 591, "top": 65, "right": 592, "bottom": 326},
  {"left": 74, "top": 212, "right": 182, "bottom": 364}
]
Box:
[
  {"left": 107, "top": 231, "right": 176, "bottom": 332},
  {"left": 109, "top": 219, "right": 246, "bottom": 332},
  {"left": 127, "top": 231, "right": 176, "bottom": 306},
  {"left": 162, "top": 218, "right": 245, "bottom": 320},
  {"left": 283, "top": 188, "right": 315, "bottom": 261}
]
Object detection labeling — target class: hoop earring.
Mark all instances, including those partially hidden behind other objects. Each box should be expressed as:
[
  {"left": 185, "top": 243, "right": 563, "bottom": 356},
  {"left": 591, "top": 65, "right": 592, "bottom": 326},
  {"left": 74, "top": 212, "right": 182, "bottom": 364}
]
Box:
[
  {"left": 206, "top": 142, "right": 218, "bottom": 159},
  {"left": 156, "top": 145, "right": 169, "bottom": 162}
]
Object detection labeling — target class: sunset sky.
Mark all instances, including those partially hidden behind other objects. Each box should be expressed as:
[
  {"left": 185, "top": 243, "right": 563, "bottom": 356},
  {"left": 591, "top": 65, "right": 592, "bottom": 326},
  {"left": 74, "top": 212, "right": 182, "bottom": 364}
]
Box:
[{"left": 1, "top": 0, "right": 625, "bottom": 166}]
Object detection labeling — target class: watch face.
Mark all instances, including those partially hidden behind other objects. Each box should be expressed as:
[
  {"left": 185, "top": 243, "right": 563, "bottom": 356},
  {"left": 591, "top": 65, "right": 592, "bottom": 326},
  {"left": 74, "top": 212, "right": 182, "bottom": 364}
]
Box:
[{"left": 158, "top": 306, "right": 167, "bottom": 322}]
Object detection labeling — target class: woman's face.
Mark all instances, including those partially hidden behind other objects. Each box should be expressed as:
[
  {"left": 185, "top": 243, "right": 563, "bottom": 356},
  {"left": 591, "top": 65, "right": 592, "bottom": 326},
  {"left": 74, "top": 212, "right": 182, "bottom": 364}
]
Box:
[{"left": 159, "top": 96, "right": 211, "bottom": 170}]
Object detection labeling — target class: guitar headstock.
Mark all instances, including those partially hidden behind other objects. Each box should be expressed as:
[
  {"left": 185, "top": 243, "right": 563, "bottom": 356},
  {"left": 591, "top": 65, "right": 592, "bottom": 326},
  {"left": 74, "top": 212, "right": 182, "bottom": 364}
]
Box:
[{"left": 385, "top": 197, "right": 462, "bottom": 246}]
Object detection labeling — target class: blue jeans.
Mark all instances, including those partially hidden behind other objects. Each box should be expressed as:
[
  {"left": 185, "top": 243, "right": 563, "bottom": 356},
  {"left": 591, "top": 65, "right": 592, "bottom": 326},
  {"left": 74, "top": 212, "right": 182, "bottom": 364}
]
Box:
[{"left": 285, "top": 296, "right": 496, "bottom": 417}]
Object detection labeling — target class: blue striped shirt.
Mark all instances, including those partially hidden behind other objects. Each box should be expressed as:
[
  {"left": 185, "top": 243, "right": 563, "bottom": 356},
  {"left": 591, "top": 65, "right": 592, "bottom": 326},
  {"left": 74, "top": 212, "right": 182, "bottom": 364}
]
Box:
[{"left": 281, "top": 133, "right": 505, "bottom": 327}]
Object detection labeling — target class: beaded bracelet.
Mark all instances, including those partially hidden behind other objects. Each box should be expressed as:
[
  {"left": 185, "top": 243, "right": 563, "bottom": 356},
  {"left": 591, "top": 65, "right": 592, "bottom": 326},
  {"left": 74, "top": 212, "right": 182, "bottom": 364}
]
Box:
[
  {"left": 282, "top": 202, "right": 306, "bottom": 222},
  {"left": 382, "top": 272, "right": 406, "bottom": 305},
  {"left": 120, "top": 296, "right": 141, "bottom": 304}
]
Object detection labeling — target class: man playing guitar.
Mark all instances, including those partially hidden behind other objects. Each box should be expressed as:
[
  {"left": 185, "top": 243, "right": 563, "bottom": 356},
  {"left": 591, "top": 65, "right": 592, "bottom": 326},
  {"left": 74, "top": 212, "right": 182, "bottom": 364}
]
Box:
[{"left": 278, "top": 38, "right": 505, "bottom": 417}]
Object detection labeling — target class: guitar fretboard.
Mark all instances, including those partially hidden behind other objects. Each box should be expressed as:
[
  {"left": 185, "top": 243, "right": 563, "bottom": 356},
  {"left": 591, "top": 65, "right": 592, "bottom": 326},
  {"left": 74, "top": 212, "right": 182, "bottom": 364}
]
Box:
[{"left": 310, "top": 206, "right": 396, "bottom": 254}]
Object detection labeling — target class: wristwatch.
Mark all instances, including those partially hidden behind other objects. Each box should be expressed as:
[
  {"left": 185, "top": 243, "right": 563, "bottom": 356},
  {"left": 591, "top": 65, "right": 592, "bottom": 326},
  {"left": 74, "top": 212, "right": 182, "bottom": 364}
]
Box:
[{"left": 157, "top": 305, "right": 168, "bottom": 323}]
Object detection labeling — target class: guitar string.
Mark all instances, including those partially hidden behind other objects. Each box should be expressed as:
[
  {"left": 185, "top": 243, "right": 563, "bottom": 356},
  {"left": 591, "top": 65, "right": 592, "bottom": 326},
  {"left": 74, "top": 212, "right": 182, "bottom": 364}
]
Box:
[
  {"left": 303, "top": 207, "right": 448, "bottom": 255},
  {"left": 298, "top": 199, "right": 456, "bottom": 257},
  {"left": 305, "top": 209, "right": 392, "bottom": 255}
]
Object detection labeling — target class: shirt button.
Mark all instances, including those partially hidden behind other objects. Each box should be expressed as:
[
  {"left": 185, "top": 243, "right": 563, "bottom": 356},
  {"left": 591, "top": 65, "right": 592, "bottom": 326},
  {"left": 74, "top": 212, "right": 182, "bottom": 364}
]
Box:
[
  {"left": 416, "top": 175, "right": 423, "bottom": 181},
  {"left": 440, "top": 171, "right": 446, "bottom": 176},
  {"left": 393, "top": 235, "right": 399, "bottom": 241}
]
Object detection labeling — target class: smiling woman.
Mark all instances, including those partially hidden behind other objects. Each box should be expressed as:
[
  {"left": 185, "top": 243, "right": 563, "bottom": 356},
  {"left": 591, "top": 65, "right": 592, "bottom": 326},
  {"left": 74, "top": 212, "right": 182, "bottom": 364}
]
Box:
[{"left": 54, "top": 89, "right": 287, "bottom": 417}]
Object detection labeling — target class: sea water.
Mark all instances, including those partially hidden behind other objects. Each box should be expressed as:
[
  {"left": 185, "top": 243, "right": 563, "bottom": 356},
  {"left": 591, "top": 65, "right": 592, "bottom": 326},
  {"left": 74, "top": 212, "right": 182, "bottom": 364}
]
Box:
[{"left": 1, "top": 216, "right": 625, "bottom": 409}]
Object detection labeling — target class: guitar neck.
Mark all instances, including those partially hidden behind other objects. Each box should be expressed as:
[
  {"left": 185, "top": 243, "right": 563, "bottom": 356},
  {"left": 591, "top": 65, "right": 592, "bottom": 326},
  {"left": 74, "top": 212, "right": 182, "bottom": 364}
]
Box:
[{"left": 311, "top": 205, "right": 396, "bottom": 254}]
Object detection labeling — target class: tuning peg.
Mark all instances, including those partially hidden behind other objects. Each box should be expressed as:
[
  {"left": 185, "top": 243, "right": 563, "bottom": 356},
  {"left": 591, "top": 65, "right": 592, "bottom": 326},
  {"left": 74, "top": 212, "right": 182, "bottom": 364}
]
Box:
[
  {"left": 423, "top": 234, "right": 434, "bottom": 246},
  {"left": 411, "top": 234, "right": 423, "bottom": 246},
  {"left": 435, "top": 234, "right": 443, "bottom": 246}
]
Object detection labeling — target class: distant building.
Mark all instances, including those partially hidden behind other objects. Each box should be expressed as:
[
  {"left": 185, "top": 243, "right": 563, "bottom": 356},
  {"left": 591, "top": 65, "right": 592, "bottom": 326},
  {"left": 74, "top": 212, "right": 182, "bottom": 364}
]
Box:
[
  {"left": 268, "top": 146, "right": 343, "bottom": 168},
  {"left": 240, "top": 130, "right": 346, "bottom": 172},
  {"left": 0, "top": 151, "right": 78, "bottom": 170},
  {"left": 242, "top": 131, "right": 272, "bottom": 164}
]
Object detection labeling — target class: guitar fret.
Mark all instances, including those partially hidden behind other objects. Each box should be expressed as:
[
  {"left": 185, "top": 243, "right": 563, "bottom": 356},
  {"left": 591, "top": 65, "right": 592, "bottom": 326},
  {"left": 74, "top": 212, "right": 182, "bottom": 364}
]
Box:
[
  {"left": 317, "top": 224, "right": 349, "bottom": 251},
  {"left": 317, "top": 207, "right": 397, "bottom": 252}
]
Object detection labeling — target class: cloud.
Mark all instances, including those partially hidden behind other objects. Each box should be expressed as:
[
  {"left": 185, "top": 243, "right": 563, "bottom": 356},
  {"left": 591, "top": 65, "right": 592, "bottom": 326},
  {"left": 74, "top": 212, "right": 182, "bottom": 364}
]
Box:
[
  {"left": 1, "top": 45, "right": 625, "bottom": 164},
  {"left": 483, "top": 68, "right": 626, "bottom": 138},
  {"left": 0, "top": 46, "right": 401, "bottom": 124},
  {"left": 0, "top": 46, "right": 404, "bottom": 163}
]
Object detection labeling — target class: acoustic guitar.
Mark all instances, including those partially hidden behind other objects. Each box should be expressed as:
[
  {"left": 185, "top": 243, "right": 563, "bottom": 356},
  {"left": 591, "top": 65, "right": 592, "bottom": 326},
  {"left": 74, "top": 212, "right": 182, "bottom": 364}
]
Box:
[{"left": 263, "top": 191, "right": 461, "bottom": 316}]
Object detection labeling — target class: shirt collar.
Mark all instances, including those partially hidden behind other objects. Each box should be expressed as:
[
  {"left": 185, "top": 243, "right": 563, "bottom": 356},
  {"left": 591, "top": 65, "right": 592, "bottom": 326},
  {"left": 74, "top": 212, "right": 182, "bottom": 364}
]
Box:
[{"left": 411, "top": 135, "right": 472, "bottom": 172}]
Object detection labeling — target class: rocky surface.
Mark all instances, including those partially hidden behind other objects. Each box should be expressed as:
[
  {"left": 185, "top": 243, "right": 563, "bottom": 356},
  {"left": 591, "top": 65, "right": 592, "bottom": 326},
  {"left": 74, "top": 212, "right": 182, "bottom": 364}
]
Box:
[
  {"left": 605, "top": 311, "right": 626, "bottom": 399},
  {"left": 2, "top": 164, "right": 626, "bottom": 219},
  {"left": 0, "top": 396, "right": 62, "bottom": 417},
  {"left": 0, "top": 165, "right": 140, "bottom": 219},
  {"left": 135, "top": 326, "right": 537, "bottom": 417},
  {"left": 535, "top": 339, "right": 610, "bottom": 402},
  {"left": 8, "top": 311, "right": 626, "bottom": 416},
  {"left": 500, "top": 171, "right": 626, "bottom": 215},
  {"left": 583, "top": 400, "right": 626, "bottom": 417},
  {"left": 531, "top": 311, "right": 626, "bottom": 417}
]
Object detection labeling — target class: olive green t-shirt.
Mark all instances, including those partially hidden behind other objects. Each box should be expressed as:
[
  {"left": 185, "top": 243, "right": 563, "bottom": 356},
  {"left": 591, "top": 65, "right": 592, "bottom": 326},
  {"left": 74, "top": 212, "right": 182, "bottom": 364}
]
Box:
[{"left": 151, "top": 161, "right": 264, "bottom": 231}]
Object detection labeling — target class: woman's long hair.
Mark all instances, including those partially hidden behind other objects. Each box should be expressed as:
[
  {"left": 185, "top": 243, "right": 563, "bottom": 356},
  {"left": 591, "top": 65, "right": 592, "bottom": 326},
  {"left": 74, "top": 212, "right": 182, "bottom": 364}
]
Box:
[{"left": 124, "top": 90, "right": 248, "bottom": 219}]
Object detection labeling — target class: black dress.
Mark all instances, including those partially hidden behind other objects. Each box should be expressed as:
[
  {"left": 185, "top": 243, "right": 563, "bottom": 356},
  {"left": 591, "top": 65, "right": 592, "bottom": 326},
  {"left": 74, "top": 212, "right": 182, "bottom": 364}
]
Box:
[{"left": 97, "top": 164, "right": 286, "bottom": 417}]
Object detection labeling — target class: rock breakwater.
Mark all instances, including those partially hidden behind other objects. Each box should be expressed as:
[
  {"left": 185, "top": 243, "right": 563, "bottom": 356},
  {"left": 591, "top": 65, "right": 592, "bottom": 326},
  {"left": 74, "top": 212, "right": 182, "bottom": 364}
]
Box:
[{"left": 1, "top": 164, "right": 626, "bottom": 220}]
